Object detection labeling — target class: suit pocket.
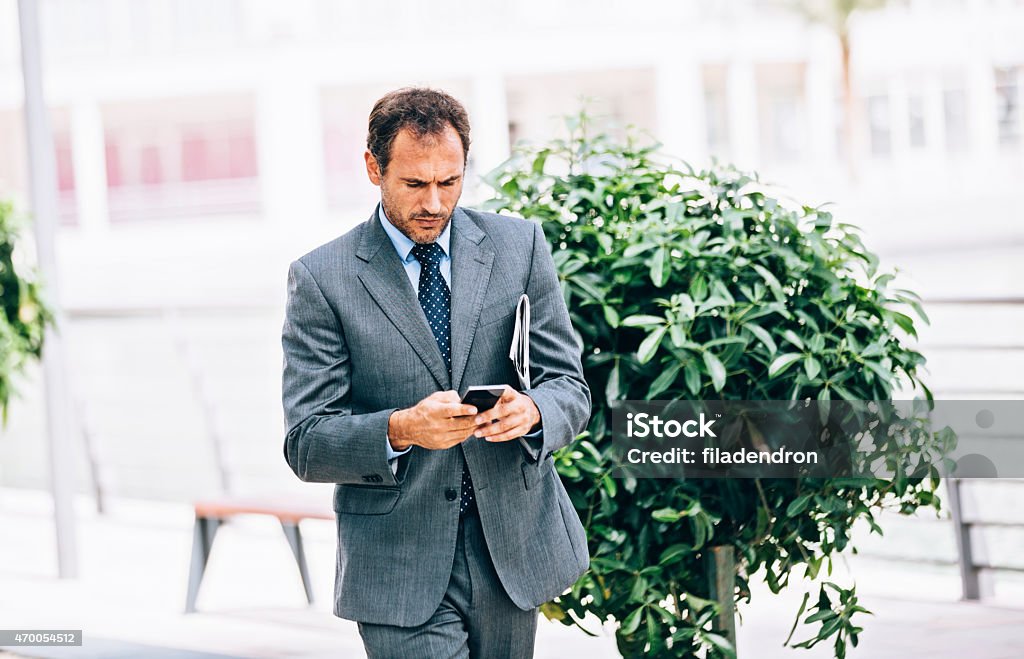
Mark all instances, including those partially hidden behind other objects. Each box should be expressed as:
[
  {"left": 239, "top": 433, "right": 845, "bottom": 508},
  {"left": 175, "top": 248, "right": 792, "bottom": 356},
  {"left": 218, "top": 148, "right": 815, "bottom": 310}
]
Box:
[
  {"left": 478, "top": 296, "right": 518, "bottom": 327},
  {"left": 521, "top": 455, "right": 554, "bottom": 490},
  {"left": 333, "top": 484, "right": 401, "bottom": 515}
]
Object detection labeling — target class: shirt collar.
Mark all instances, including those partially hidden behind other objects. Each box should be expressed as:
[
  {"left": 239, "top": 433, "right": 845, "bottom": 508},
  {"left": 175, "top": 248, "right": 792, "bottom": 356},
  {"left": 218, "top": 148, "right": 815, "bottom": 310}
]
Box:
[{"left": 378, "top": 203, "right": 452, "bottom": 263}]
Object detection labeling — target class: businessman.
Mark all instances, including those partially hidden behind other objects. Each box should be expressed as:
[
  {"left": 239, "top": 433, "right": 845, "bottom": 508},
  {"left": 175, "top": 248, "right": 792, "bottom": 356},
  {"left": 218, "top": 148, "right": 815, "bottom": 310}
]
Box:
[{"left": 281, "top": 87, "right": 591, "bottom": 658}]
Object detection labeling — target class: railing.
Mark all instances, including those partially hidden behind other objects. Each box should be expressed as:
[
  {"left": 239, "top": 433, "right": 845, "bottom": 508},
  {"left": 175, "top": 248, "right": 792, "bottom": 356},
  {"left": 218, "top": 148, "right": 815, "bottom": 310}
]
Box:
[
  {"left": 64, "top": 302, "right": 286, "bottom": 510},
  {"left": 858, "top": 296, "right": 1024, "bottom": 600}
]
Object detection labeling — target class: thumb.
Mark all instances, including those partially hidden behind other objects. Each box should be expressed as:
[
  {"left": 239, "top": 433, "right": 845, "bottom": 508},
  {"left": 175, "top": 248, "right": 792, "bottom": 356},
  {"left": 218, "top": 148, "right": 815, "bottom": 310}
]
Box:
[{"left": 435, "top": 390, "right": 462, "bottom": 404}]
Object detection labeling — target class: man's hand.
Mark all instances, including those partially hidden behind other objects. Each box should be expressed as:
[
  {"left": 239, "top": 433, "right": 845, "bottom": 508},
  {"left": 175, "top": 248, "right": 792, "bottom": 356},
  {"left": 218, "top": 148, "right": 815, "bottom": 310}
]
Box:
[
  {"left": 472, "top": 386, "right": 541, "bottom": 442},
  {"left": 388, "top": 391, "right": 479, "bottom": 451}
]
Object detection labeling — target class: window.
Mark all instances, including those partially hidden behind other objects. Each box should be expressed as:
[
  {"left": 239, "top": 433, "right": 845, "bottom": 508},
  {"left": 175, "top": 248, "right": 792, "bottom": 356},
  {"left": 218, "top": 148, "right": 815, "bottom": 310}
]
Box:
[
  {"left": 703, "top": 64, "right": 730, "bottom": 160},
  {"left": 995, "top": 66, "right": 1021, "bottom": 148},
  {"left": 907, "top": 94, "right": 926, "bottom": 149},
  {"left": 943, "top": 88, "right": 968, "bottom": 153},
  {"left": 102, "top": 96, "right": 260, "bottom": 222},
  {"left": 53, "top": 132, "right": 78, "bottom": 225},
  {"left": 866, "top": 94, "right": 892, "bottom": 157},
  {"left": 756, "top": 63, "right": 807, "bottom": 164}
]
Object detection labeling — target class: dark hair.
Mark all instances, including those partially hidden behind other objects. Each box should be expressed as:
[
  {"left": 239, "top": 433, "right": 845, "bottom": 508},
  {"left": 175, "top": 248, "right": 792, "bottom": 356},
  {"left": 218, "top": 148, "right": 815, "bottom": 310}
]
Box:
[{"left": 367, "top": 87, "right": 471, "bottom": 174}]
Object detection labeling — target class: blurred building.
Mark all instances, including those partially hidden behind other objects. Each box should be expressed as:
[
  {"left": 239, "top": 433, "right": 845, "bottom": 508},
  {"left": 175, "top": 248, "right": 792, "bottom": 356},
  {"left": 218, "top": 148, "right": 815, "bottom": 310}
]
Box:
[{"left": 0, "top": 0, "right": 1021, "bottom": 502}]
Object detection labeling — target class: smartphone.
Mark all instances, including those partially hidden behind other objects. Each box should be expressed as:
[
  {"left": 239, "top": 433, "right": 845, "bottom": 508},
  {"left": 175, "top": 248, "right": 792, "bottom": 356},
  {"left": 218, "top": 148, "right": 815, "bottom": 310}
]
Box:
[{"left": 460, "top": 385, "right": 506, "bottom": 414}]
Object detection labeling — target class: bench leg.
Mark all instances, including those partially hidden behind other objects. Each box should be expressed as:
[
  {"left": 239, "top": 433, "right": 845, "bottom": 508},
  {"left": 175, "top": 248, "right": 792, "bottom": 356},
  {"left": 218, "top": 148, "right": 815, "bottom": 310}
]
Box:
[
  {"left": 185, "top": 516, "right": 221, "bottom": 613},
  {"left": 281, "top": 521, "right": 314, "bottom": 605}
]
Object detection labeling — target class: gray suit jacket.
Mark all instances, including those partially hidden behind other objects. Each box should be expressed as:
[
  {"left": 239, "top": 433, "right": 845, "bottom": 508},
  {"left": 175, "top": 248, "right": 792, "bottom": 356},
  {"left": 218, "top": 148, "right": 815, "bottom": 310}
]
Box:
[{"left": 281, "top": 206, "right": 591, "bottom": 626}]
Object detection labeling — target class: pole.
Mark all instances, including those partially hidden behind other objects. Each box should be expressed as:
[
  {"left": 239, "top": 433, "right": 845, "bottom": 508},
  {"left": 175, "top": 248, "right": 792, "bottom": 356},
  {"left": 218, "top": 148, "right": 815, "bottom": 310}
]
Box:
[
  {"left": 946, "top": 478, "right": 980, "bottom": 600},
  {"left": 17, "top": 0, "right": 79, "bottom": 578},
  {"left": 708, "top": 545, "right": 737, "bottom": 653}
]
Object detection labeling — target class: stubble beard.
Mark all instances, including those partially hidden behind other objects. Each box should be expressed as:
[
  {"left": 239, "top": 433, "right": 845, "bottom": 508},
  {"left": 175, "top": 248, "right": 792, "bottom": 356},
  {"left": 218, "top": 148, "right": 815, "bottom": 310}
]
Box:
[{"left": 380, "top": 191, "right": 455, "bottom": 245}]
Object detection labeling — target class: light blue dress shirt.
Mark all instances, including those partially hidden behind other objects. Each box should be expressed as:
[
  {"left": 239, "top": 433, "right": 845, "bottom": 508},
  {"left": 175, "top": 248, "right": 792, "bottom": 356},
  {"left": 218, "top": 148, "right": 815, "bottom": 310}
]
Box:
[
  {"left": 378, "top": 203, "right": 453, "bottom": 294},
  {"left": 378, "top": 204, "right": 542, "bottom": 464}
]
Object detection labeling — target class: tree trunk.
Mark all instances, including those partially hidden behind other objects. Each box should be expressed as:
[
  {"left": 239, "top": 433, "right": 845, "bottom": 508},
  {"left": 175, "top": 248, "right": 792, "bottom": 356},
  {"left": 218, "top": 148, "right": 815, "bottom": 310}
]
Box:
[
  {"left": 839, "top": 30, "right": 857, "bottom": 181},
  {"left": 708, "top": 545, "right": 737, "bottom": 653}
]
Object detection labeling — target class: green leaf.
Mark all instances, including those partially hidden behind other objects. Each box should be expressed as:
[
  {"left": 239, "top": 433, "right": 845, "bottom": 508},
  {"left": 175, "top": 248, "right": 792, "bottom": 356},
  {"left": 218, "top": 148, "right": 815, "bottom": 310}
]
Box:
[
  {"left": 532, "top": 149, "right": 549, "bottom": 174},
  {"left": 652, "top": 508, "right": 681, "bottom": 522},
  {"left": 569, "top": 276, "right": 605, "bottom": 303},
  {"left": 648, "top": 362, "right": 682, "bottom": 398},
  {"left": 638, "top": 326, "right": 667, "bottom": 364},
  {"left": 621, "top": 314, "right": 665, "bottom": 328},
  {"left": 806, "top": 605, "right": 839, "bottom": 622},
  {"left": 689, "top": 275, "right": 708, "bottom": 302},
  {"left": 683, "top": 361, "right": 701, "bottom": 395},
  {"left": 620, "top": 605, "right": 644, "bottom": 636},
  {"left": 605, "top": 359, "right": 621, "bottom": 402},
  {"left": 669, "top": 323, "right": 687, "bottom": 348},
  {"left": 703, "top": 350, "right": 727, "bottom": 392},
  {"left": 752, "top": 264, "right": 784, "bottom": 300},
  {"left": 650, "top": 247, "right": 671, "bottom": 287},
  {"left": 864, "top": 360, "right": 893, "bottom": 386},
  {"left": 623, "top": 241, "right": 657, "bottom": 258},
  {"left": 677, "top": 293, "right": 696, "bottom": 320},
  {"left": 658, "top": 543, "right": 693, "bottom": 564},
  {"left": 603, "top": 305, "right": 620, "bottom": 328},
  {"left": 781, "top": 329, "right": 805, "bottom": 350},
  {"left": 787, "top": 493, "right": 813, "bottom": 516},
  {"left": 697, "top": 294, "right": 732, "bottom": 314},
  {"left": 703, "top": 632, "right": 736, "bottom": 658},
  {"left": 785, "top": 592, "right": 811, "bottom": 646},
  {"left": 817, "top": 387, "right": 832, "bottom": 425},
  {"left": 768, "top": 353, "right": 802, "bottom": 378},
  {"left": 804, "top": 356, "right": 822, "bottom": 381},
  {"left": 744, "top": 323, "right": 777, "bottom": 355},
  {"left": 601, "top": 473, "right": 617, "bottom": 497},
  {"left": 891, "top": 310, "right": 918, "bottom": 338},
  {"left": 830, "top": 382, "right": 857, "bottom": 400}
]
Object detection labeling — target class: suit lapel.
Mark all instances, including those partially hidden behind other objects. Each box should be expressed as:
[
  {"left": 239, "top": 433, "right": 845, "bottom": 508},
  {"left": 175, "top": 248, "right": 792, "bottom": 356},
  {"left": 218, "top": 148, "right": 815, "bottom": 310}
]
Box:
[
  {"left": 356, "top": 209, "right": 451, "bottom": 389},
  {"left": 449, "top": 208, "right": 494, "bottom": 392}
]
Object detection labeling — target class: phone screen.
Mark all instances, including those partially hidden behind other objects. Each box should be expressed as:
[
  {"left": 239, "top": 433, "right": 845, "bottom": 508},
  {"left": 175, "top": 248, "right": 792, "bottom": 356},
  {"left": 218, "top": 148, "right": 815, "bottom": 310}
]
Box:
[{"left": 461, "top": 389, "right": 502, "bottom": 413}]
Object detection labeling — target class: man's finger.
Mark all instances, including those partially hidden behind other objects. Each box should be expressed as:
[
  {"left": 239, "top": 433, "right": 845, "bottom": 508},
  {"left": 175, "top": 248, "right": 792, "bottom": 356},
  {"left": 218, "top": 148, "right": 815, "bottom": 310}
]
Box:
[
  {"left": 445, "top": 416, "right": 481, "bottom": 432},
  {"left": 483, "top": 425, "right": 528, "bottom": 442},
  {"left": 475, "top": 413, "right": 523, "bottom": 438},
  {"left": 474, "top": 400, "right": 516, "bottom": 425},
  {"left": 433, "top": 390, "right": 462, "bottom": 403},
  {"left": 441, "top": 433, "right": 471, "bottom": 447},
  {"left": 445, "top": 404, "right": 478, "bottom": 418}
]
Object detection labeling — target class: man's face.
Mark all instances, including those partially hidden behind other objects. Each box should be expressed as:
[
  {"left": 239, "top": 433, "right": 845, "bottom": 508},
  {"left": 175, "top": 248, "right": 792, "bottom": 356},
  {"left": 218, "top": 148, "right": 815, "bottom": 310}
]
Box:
[{"left": 365, "top": 124, "right": 465, "bottom": 244}]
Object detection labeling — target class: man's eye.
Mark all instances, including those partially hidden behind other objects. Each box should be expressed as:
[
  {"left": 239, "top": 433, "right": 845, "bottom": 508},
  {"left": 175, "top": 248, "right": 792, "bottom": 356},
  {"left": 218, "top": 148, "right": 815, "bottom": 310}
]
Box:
[{"left": 407, "top": 182, "right": 424, "bottom": 188}]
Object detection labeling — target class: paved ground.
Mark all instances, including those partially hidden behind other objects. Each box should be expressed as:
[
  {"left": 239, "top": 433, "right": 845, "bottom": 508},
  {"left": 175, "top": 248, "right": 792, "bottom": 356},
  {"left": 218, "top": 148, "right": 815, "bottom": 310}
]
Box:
[{"left": 1, "top": 487, "right": 1022, "bottom": 658}]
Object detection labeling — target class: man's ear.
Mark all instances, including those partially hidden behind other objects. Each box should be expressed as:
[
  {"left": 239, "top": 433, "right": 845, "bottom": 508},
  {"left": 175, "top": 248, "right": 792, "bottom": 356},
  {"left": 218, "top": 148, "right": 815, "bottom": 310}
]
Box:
[{"left": 364, "top": 150, "right": 382, "bottom": 186}]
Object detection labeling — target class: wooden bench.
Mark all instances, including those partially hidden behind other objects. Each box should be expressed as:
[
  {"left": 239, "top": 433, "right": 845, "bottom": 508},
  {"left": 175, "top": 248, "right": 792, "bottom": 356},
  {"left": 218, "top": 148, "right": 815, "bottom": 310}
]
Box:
[{"left": 184, "top": 496, "right": 333, "bottom": 613}]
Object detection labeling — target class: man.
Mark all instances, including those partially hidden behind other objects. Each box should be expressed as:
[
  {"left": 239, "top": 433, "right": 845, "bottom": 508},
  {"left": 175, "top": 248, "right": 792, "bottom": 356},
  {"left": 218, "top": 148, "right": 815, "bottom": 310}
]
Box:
[{"left": 281, "top": 87, "right": 591, "bottom": 658}]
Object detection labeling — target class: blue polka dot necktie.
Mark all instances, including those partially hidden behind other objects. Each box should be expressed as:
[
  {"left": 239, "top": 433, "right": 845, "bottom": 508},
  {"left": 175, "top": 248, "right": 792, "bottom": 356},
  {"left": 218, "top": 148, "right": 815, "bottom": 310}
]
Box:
[{"left": 411, "top": 242, "right": 475, "bottom": 514}]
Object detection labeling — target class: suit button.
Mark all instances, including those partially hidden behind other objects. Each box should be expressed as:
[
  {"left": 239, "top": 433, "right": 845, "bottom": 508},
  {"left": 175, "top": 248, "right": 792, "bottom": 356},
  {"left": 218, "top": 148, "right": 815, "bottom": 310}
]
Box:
[{"left": 445, "top": 487, "right": 458, "bottom": 501}]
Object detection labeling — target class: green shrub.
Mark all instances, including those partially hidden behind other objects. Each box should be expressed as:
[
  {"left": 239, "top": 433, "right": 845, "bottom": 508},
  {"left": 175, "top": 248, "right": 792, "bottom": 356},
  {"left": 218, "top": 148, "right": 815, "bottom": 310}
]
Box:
[
  {"left": 0, "top": 200, "right": 52, "bottom": 422},
  {"left": 484, "top": 112, "right": 949, "bottom": 658}
]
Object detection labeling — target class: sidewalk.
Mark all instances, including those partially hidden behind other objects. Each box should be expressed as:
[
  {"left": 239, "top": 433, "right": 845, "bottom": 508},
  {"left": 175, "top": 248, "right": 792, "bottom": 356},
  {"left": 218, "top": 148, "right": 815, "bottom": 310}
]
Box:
[{"left": 1, "top": 487, "right": 1022, "bottom": 658}]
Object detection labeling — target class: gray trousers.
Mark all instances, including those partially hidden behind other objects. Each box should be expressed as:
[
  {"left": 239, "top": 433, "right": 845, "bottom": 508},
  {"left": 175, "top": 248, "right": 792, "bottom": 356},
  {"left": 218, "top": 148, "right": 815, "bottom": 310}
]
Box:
[{"left": 358, "top": 507, "right": 538, "bottom": 658}]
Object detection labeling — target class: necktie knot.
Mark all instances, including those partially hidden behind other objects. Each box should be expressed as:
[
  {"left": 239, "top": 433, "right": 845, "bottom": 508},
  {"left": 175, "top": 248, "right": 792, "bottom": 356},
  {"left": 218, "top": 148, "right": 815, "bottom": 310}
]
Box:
[{"left": 411, "top": 242, "right": 445, "bottom": 268}]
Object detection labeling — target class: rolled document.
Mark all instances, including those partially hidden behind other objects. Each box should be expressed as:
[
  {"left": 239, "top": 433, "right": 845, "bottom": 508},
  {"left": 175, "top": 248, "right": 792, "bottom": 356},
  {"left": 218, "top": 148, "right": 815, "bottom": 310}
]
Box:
[{"left": 509, "top": 294, "right": 531, "bottom": 390}]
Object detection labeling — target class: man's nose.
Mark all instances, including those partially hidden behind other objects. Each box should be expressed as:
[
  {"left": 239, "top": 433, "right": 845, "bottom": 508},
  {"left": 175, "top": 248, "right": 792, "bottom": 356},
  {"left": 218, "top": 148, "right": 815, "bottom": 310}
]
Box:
[{"left": 422, "top": 185, "right": 442, "bottom": 215}]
